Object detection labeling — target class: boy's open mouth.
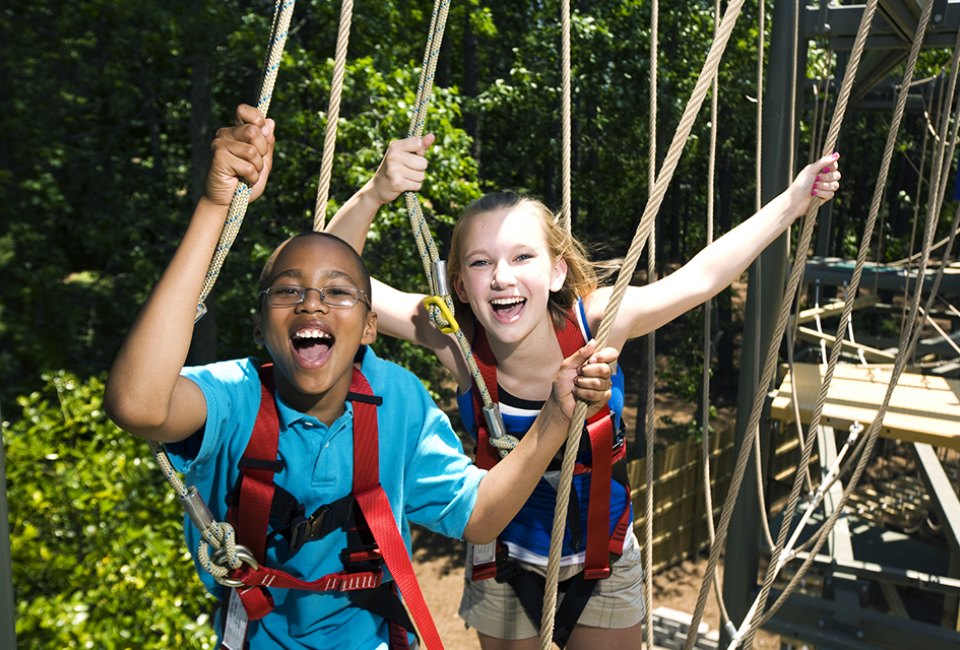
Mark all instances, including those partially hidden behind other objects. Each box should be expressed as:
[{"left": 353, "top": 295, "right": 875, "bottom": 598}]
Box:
[
  {"left": 490, "top": 297, "right": 526, "bottom": 322},
  {"left": 291, "top": 326, "right": 334, "bottom": 365}
]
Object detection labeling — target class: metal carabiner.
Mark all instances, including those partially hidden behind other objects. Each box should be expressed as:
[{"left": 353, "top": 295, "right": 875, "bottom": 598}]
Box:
[
  {"left": 212, "top": 545, "right": 260, "bottom": 588},
  {"left": 422, "top": 295, "right": 460, "bottom": 334}
]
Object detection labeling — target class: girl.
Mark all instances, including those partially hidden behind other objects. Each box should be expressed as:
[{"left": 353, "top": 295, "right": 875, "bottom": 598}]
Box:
[{"left": 327, "top": 139, "right": 840, "bottom": 650}]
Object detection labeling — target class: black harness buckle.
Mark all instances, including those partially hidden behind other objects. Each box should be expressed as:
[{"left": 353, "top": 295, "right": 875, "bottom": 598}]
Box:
[{"left": 288, "top": 503, "right": 331, "bottom": 553}]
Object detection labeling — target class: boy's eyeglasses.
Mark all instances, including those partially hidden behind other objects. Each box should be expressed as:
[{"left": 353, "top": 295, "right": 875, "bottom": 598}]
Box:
[{"left": 260, "top": 284, "right": 370, "bottom": 309}]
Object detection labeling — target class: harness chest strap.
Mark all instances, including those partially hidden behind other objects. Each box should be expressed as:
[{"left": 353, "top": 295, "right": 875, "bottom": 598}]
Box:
[
  {"left": 469, "top": 312, "right": 628, "bottom": 579},
  {"left": 226, "top": 364, "right": 444, "bottom": 650}
]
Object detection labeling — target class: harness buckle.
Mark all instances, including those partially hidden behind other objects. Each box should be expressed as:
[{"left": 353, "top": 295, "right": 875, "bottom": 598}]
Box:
[
  {"left": 340, "top": 543, "right": 383, "bottom": 571},
  {"left": 288, "top": 504, "right": 331, "bottom": 553},
  {"left": 583, "top": 567, "right": 611, "bottom": 580}
]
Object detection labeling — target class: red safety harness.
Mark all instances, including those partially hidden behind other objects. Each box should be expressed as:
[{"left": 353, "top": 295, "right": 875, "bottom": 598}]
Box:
[
  {"left": 468, "top": 311, "right": 631, "bottom": 646},
  {"left": 221, "top": 362, "right": 444, "bottom": 649}
]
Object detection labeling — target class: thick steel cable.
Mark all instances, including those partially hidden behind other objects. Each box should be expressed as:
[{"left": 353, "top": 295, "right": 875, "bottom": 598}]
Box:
[
  {"left": 559, "top": 0, "right": 573, "bottom": 232},
  {"left": 538, "top": 1, "right": 751, "bottom": 646},
  {"left": 197, "top": 0, "right": 296, "bottom": 318},
  {"left": 642, "top": 1, "right": 659, "bottom": 647},
  {"left": 683, "top": 2, "right": 880, "bottom": 646},
  {"left": 738, "top": 3, "right": 935, "bottom": 646},
  {"left": 312, "top": 0, "right": 355, "bottom": 231}
]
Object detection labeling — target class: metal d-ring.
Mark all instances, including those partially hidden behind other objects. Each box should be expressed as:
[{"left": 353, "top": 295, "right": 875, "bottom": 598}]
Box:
[{"left": 212, "top": 545, "right": 260, "bottom": 588}]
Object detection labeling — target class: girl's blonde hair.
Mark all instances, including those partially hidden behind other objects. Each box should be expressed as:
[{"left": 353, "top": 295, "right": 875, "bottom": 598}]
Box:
[{"left": 447, "top": 190, "right": 613, "bottom": 327}]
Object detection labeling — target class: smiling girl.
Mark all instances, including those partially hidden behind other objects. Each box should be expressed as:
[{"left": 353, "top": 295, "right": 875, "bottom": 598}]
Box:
[{"left": 327, "top": 137, "right": 840, "bottom": 650}]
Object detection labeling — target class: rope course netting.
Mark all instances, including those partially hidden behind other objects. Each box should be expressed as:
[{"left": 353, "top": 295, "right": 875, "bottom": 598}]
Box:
[{"left": 140, "top": 1, "right": 960, "bottom": 648}]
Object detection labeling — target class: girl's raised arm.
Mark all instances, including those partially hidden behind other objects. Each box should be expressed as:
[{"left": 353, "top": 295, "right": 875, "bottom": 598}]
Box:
[{"left": 588, "top": 152, "right": 841, "bottom": 350}]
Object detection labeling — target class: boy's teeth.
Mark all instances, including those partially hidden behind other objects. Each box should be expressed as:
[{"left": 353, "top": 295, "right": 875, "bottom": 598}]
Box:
[{"left": 294, "top": 328, "right": 331, "bottom": 339}]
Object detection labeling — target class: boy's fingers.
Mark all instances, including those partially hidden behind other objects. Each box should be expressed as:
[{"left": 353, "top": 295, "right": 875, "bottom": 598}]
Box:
[{"left": 234, "top": 103, "right": 265, "bottom": 128}]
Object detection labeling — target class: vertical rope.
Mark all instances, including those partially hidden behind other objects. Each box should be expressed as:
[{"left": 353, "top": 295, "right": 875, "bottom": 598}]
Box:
[
  {"left": 738, "top": 1, "right": 935, "bottom": 647},
  {"left": 312, "top": 0, "right": 355, "bottom": 231},
  {"left": 643, "top": 1, "right": 658, "bottom": 648},
  {"left": 687, "top": 1, "right": 878, "bottom": 646},
  {"left": 538, "top": 1, "right": 751, "bottom": 646},
  {"left": 197, "top": 0, "right": 296, "bottom": 318},
  {"left": 559, "top": 0, "right": 573, "bottom": 232}
]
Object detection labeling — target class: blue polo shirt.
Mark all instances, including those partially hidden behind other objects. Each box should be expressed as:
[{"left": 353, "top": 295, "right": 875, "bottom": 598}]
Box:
[{"left": 168, "top": 346, "right": 485, "bottom": 649}]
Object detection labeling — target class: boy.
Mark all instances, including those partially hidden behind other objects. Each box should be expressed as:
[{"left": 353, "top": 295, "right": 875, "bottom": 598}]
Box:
[{"left": 104, "top": 104, "right": 618, "bottom": 649}]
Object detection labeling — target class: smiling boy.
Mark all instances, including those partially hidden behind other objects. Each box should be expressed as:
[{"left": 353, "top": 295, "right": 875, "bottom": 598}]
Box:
[{"left": 104, "top": 105, "right": 618, "bottom": 649}]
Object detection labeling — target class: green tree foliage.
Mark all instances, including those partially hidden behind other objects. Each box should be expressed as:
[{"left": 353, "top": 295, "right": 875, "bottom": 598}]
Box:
[
  {"left": 5, "top": 373, "right": 217, "bottom": 647},
  {"left": 4, "top": 1, "right": 960, "bottom": 645}
]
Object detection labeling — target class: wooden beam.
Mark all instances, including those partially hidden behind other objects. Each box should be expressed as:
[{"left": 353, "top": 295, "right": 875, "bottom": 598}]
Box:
[
  {"left": 795, "top": 295, "right": 880, "bottom": 325},
  {"left": 796, "top": 326, "right": 898, "bottom": 362},
  {"left": 770, "top": 363, "right": 960, "bottom": 450}
]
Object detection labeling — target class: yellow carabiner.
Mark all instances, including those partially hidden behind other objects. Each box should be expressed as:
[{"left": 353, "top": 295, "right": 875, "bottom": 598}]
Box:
[{"left": 422, "top": 296, "right": 460, "bottom": 335}]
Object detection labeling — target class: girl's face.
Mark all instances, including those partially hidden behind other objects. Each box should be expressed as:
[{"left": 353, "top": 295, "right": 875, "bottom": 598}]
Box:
[{"left": 453, "top": 206, "right": 567, "bottom": 345}]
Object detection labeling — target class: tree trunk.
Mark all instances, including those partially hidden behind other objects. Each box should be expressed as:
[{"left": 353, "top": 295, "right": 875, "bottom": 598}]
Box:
[{"left": 187, "top": 50, "right": 218, "bottom": 366}]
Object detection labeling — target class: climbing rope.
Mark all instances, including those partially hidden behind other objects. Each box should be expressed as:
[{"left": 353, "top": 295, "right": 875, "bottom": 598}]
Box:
[
  {"left": 688, "top": 1, "right": 881, "bottom": 646},
  {"left": 150, "top": 0, "right": 297, "bottom": 581},
  {"left": 559, "top": 0, "right": 573, "bottom": 232},
  {"left": 539, "top": 0, "right": 752, "bottom": 645},
  {"left": 642, "top": 1, "right": 658, "bottom": 647},
  {"left": 312, "top": 0, "right": 355, "bottom": 231},
  {"left": 195, "top": 0, "right": 296, "bottom": 322},
  {"left": 737, "top": 2, "right": 936, "bottom": 645}
]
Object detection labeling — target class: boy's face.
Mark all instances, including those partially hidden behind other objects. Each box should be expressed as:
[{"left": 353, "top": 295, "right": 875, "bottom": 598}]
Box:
[{"left": 255, "top": 236, "right": 377, "bottom": 421}]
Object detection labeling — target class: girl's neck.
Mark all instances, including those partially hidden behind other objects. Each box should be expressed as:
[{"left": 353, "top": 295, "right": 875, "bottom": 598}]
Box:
[{"left": 485, "top": 315, "right": 562, "bottom": 398}]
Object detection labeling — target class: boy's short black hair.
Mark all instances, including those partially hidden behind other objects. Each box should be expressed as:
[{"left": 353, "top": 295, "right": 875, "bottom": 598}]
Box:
[{"left": 257, "top": 231, "right": 373, "bottom": 302}]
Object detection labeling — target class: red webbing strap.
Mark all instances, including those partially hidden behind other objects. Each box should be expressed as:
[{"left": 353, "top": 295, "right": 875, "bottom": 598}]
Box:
[
  {"left": 469, "top": 327, "right": 501, "bottom": 470},
  {"left": 555, "top": 314, "right": 617, "bottom": 580},
  {"left": 231, "top": 364, "right": 282, "bottom": 620},
  {"left": 583, "top": 416, "right": 613, "bottom": 579},
  {"left": 349, "top": 368, "right": 444, "bottom": 650}
]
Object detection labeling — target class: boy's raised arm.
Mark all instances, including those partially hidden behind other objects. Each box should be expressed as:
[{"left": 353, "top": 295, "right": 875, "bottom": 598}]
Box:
[
  {"left": 326, "top": 134, "right": 434, "bottom": 254},
  {"left": 105, "top": 105, "right": 275, "bottom": 443}
]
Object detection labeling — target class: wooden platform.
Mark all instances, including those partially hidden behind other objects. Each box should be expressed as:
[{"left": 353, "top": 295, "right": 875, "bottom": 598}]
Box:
[{"left": 769, "top": 363, "right": 960, "bottom": 451}]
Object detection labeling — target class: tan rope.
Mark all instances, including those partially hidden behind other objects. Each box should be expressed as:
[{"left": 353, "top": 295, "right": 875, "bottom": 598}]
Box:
[
  {"left": 392, "top": 2, "right": 504, "bottom": 428},
  {"left": 750, "top": 0, "right": 777, "bottom": 557},
  {"left": 538, "top": 1, "right": 751, "bottom": 646},
  {"left": 698, "top": 0, "right": 733, "bottom": 631},
  {"left": 559, "top": 0, "right": 573, "bottom": 232},
  {"left": 197, "top": 0, "right": 296, "bottom": 319},
  {"left": 312, "top": 0, "right": 355, "bottom": 231},
  {"left": 686, "top": 1, "right": 880, "bottom": 646},
  {"left": 738, "top": 3, "right": 934, "bottom": 645}
]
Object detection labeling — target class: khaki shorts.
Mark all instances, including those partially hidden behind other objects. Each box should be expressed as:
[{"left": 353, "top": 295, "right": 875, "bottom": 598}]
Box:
[{"left": 458, "top": 529, "right": 645, "bottom": 640}]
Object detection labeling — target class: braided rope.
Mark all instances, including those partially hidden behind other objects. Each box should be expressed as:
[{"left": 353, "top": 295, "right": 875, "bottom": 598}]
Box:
[
  {"left": 197, "top": 0, "right": 296, "bottom": 319},
  {"left": 154, "top": 0, "right": 296, "bottom": 580},
  {"left": 559, "top": 0, "right": 573, "bottom": 232},
  {"left": 312, "top": 0, "right": 355, "bottom": 231},
  {"left": 538, "top": 1, "right": 750, "bottom": 646},
  {"left": 396, "top": 1, "right": 501, "bottom": 422},
  {"left": 697, "top": 0, "right": 735, "bottom": 633},
  {"left": 684, "top": 0, "right": 881, "bottom": 644},
  {"left": 757, "top": 107, "right": 954, "bottom": 636},
  {"left": 736, "top": 3, "right": 936, "bottom": 646}
]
